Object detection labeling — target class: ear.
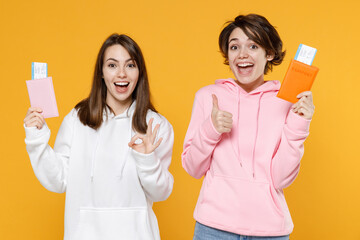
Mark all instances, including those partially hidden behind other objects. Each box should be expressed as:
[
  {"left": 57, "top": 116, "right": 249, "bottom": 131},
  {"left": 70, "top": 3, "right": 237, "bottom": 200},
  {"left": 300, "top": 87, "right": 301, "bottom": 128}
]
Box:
[{"left": 266, "top": 52, "right": 274, "bottom": 61}]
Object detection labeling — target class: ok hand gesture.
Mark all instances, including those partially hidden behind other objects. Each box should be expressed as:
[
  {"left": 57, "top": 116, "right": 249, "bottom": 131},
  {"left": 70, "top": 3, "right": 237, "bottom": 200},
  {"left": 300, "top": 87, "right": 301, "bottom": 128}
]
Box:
[
  {"left": 211, "top": 94, "right": 233, "bottom": 133},
  {"left": 128, "top": 118, "right": 163, "bottom": 154}
]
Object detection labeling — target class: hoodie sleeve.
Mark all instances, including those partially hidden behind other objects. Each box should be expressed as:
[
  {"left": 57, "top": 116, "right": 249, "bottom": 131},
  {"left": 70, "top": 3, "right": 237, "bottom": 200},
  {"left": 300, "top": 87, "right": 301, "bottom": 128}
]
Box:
[
  {"left": 181, "top": 93, "right": 222, "bottom": 179},
  {"left": 131, "top": 116, "right": 174, "bottom": 202},
  {"left": 24, "top": 111, "right": 75, "bottom": 193},
  {"left": 271, "top": 110, "right": 311, "bottom": 190}
]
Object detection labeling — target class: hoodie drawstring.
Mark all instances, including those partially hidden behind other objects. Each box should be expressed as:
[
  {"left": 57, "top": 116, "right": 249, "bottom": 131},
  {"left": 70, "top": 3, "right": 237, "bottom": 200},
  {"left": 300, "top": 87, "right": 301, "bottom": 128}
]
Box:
[
  {"left": 251, "top": 92, "right": 264, "bottom": 179},
  {"left": 117, "top": 118, "right": 132, "bottom": 179},
  {"left": 236, "top": 93, "right": 242, "bottom": 167},
  {"left": 91, "top": 131, "right": 101, "bottom": 182}
]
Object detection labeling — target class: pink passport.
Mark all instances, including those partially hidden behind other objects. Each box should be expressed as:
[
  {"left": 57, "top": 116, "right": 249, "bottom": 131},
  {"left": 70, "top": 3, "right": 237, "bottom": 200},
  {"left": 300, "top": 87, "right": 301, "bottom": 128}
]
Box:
[{"left": 26, "top": 77, "right": 59, "bottom": 118}]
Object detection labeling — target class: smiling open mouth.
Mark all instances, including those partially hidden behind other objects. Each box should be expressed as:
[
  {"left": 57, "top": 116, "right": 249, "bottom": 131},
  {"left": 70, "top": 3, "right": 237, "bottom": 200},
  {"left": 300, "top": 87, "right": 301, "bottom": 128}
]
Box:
[
  {"left": 114, "top": 82, "right": 129, "bottom": 87},
  {"left": 237, "top": 63, "right": 254, "bottom": 74},
  {"left": 237, "top": 63, "right": 254, "bottom": 68}
]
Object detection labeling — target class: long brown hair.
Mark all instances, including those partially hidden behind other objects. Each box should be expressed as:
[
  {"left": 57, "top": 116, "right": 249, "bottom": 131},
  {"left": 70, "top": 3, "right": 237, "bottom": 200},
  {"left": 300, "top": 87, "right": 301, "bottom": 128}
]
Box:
[
  {"left": 75, "top": 34, "right": 157, "bottom": 133},
  {"left": 219, "top": 14, "right": 286, "bottom": 74}
]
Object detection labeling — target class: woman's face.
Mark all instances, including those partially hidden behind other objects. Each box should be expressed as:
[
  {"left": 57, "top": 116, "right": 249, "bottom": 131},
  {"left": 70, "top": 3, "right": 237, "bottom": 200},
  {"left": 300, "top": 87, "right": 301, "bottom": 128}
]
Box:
[
  {"left": 227, "top": 27, "right": 273, "bottom": 92},
  {"left": 102, "top": 44, "right": 139, "bottom": 114}
]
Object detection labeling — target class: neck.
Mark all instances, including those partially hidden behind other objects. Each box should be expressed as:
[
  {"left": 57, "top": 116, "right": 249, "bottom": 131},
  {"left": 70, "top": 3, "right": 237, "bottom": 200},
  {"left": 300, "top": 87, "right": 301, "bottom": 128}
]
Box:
[
  {"left": 106, "top": 98, "right": 133, "bottom": 116},
  {"left": 235, "top": 77, "right": 265, "bottom": 93}
]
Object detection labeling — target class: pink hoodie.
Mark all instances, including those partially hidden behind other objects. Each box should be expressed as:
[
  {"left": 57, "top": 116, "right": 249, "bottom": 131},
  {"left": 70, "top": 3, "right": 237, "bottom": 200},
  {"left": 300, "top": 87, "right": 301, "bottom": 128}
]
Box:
[{"left": 182, "top": 79, "right": 311, "bottom": 236}]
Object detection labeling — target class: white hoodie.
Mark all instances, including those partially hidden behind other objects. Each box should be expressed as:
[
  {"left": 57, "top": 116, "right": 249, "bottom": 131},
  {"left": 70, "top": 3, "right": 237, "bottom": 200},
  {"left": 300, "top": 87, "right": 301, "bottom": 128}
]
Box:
[{"left": 24, "top": 102, "right": 174, "bottom": 240}]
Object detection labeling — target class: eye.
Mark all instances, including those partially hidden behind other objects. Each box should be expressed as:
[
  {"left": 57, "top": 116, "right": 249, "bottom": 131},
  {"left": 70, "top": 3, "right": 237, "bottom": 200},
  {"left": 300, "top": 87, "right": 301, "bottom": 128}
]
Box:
[
  {"left": 250, "top": 44, "right": 258, "bottom": 50},
  {"left": 108, "top": 63, "right": 116, "bottom": 68},
  {"left": 229, "top": 45, "right": 238, "bottom": 50},
  {"left": 127, "top": 62, "right": 137, "bottom": 68}
]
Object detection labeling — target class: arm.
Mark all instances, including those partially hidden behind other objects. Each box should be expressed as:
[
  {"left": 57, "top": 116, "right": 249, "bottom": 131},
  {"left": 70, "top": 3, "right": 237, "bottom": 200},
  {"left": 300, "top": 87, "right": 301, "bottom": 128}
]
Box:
[
  {"left": 24, "top": 110, "right": 74, "bottom": 193},
  {"left": 129, "top": 116, "right": 174, "bottom": 202},
  {"left": 271, "top": 108, "right": 311, "bottom": 190},
  {"left": 271, "top": 91, "right": 314, "bottom": 189},
  {"left": 181, "top": 94, "right": 229, "bottom": 179}
]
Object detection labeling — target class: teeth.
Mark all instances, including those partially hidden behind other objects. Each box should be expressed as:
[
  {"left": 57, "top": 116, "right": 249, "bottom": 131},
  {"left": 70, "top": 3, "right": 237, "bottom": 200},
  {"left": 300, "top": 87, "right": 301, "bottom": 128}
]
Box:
[
  {"left": 115, "top": 82, "right": 129, "bottom": 86},
  {"left": 237, "top": 63, "right": 253, "bottom": 67}
]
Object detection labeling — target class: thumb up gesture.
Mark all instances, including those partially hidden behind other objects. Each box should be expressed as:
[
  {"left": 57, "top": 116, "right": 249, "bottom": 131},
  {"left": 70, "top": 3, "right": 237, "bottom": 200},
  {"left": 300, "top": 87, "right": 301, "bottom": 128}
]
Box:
[{"left": 211, "top": 94, "right": 233, "bottom": 133}]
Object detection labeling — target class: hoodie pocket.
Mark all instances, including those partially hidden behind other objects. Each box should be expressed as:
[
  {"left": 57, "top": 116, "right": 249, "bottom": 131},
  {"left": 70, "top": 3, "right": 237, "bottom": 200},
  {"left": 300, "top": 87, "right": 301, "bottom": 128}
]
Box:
[
  {"left": 198, "top": 175, "right": 284, "bottom": 232},
  {"left": 73, "top": 207, "right": 154, "bottom": 240}
]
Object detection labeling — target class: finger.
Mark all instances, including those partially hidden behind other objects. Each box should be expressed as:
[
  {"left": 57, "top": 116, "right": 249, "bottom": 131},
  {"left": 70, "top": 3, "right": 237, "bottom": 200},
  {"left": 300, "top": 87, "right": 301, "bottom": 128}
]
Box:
[
  {"left": 26, "top": 117, "right": 43, "bottom": 128},
  {"left": 301, "top": 96, "right": 314, "bottom": 108},
  {"left": 291, "top": 100, "right": 299, "bottom": 110},
  {"left": 147, "top": 118, "right": 154, "bottom": 136},
  {"left": 37, "top": 113, "right": 46, "bottom": 126},
  {"left": 151, "top": 124, "right": 160, "bottom": 144},
  {"left": 41, "top": 114, "right": 46, "bottom": 126},
  {"left": 26, "top": 107, "right": 43, "bottom": 116},
  {"left": 25, "top": 112, "right": 45, "bottom": 124},
  {"left": 25, "top": 114, "right": 44, "bottom": 127},
  {"left": 219, "top": 114, "right": 233, "bottom": 123},
  {"left": 29, "top": 107, "right": 43, "bottom": 113},
  {"left": 152, "top": 137, "right": 163, "bottom": 151},
  {"left": 297, "top": 91, "right": 313, "bottom": 102},
  {"left": 25, "top": 118, "right": 39, "bottom": 128},
  {"left": 129, "top": 134, "right": 143, "bottom": 146},
  {"left": 212, "top": 94, "right": 219, "bottom": 111},
  {"left": 220, "top": 126, "right": 232, "bottom": 133},
  {"left": 221, "top": 117, "right": 233, "bottom": 124},
  {"left": 296, "top": 107, "right": 312, "bottom": 120},
  {"left": 299, "top": 100, "right": 314, "bottom": 111},
  {"left": 215, "top": 113, "right": 233, "bottom": 123},
  {"left": 295, "top": 96, "right": 315, "bottom": 112},
  {"left": 24, "top": 111, "right": 43, "bottom": 122},
  {"left": 222, "top": 122, "right": 233, "bottom": 129},
  {"left": 36, "top": 120, "right": 44, "bottom": 129},
  {"left": 221, "top": 111, "right": 233, "bottom": 118},
  {"left": 25, "top": 108, "right": 43, "bottom": 120},
  {"left": 215, "top": 114, "right": 233, "bottom": 124},
  {"left": 24, "top": 111, "right": 36, "bottom": 123}
]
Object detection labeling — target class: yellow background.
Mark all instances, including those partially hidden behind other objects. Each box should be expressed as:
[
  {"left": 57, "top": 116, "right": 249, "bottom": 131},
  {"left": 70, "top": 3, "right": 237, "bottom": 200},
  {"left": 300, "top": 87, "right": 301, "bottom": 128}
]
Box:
[{"left": 1, "top": 0, "right": 359, "bottom": 239}]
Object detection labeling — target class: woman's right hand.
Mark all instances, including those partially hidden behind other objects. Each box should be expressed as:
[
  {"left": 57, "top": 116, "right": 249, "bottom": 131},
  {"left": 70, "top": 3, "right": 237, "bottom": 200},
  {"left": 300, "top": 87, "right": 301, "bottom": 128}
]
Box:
[
  {"left": 211, "top": 94, "right": 233, "bottom": 133},
  {"left": 24, "top": 107, "right": 45, "bottom": 129}
]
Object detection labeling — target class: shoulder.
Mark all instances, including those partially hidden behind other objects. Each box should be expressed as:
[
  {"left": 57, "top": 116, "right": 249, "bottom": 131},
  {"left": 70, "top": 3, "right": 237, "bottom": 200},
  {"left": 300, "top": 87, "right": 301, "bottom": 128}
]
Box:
[
  {"left": 146, "top": 110, "right": 173, "bottom": 131},
  {"left": 192, "top": 85, "right": 217, "bottom": 107},
  {"left": 195, "top": 79, "right": 236, "bottom": 100},
  {"left": 195, "top": 84, "right": 219, "bottom": 98},
  {"left": 64, "top": 108, "right": 78, "bottom": 120},
  {"left": 61, "top": 108, "right": 79, "bottom": 127}
]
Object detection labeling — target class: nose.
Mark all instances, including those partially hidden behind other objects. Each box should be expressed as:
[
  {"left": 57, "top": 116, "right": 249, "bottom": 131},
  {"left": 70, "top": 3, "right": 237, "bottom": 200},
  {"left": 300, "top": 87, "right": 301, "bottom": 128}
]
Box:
[
  {"left": 117, "top": 67, "right": 126, "bottom": 78},
  {"left": 238, "top": 47, "right": 248, "bottom": 59}
]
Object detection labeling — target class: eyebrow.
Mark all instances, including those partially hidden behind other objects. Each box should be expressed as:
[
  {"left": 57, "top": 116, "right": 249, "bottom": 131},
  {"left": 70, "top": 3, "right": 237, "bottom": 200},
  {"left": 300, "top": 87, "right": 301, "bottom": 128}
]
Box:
[
  {"left": 229, "top": 36, "right": 252, "bottom": 44},
  {"left": 229, "top": 38, "right": 238, "bottom": 43},
  {"left": 105, "top": 58, "right": 134, "bottom": 63}
]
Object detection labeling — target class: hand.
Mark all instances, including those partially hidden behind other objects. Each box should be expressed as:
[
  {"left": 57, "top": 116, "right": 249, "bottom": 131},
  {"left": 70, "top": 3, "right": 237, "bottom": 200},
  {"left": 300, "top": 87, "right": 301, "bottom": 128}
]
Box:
[
  {"left": 24, "top": 107, "right": 45, "bottom": 129},
  {"left": 291, "top": 91, "right": 315, "bottom": 120},
  {"left": 128, "top": 118, "right": 163, "bottom": 154},
  {"left": 211, "top": 94, "right": 233, "bottom": 133}
]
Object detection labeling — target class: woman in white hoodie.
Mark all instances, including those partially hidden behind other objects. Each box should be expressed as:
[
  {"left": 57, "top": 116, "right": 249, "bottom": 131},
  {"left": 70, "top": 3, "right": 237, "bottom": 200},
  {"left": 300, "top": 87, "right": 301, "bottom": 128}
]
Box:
[{"left": 24, "top": 34, "right": 174, "bottom": 240}]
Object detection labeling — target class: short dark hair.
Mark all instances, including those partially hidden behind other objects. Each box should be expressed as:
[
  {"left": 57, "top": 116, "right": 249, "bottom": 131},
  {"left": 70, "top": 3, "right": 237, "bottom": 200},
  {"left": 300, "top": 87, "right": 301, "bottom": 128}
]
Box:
[
  {"left": 75, "top": 34, "right": 156, "bottom": 132},
  {"left": 219, "top": 14, "right": 286, "bottom": 74}
]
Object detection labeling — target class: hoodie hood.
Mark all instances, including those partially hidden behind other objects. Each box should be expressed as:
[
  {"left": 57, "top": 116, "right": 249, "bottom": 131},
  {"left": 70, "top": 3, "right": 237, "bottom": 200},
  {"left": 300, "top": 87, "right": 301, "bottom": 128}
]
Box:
[
  {"left": 103, "top": 100, "right": 137, "bottom": 119},
  {"left": 215, "top": 78, "right": 280, "bottom": 95}
]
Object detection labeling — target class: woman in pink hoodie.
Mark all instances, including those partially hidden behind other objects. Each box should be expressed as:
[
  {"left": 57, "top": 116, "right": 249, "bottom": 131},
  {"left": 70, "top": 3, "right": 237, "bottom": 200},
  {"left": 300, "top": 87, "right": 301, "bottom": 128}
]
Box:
[{"left": 182, "top": 14, "right": 314, "bottom": 240}]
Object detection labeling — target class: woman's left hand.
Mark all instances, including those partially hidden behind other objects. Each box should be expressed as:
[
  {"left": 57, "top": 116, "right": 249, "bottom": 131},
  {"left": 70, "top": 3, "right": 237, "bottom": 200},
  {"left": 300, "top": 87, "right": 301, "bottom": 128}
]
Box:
[
  {"left": 291, "top": 91, "right": 315, "bottom": 120},
  {"left": 128, "top": 118, "right": 163, "bottom": 154}
]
